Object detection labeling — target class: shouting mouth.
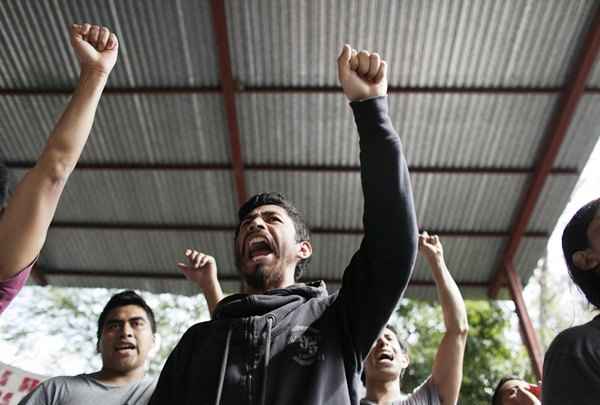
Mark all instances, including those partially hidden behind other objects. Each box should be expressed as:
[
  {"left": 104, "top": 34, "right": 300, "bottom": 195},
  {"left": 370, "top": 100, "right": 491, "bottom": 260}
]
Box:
[{"left": 246, "top": 235, "right": 275, "bottom": 261}]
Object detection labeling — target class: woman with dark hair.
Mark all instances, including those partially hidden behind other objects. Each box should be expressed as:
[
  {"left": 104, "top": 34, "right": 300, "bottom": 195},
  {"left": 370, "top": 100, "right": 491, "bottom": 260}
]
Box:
[{"left": 0, "top": 22, "right": 119, "bottom": 314}]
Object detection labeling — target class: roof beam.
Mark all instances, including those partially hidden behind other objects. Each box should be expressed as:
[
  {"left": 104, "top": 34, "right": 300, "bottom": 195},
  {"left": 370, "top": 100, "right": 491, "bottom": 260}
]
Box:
[
  {"left": 4, "top": 86, "right": 600, "bottom": 96},
  {"left": 6, "top": 161, "right": 579, "bottom": 175},
  {"left": 48, "top": 221, "right": 548, "bottom": 238},
  {"left": 488, "top": 6, "right": 600, "bottom": 298},
  {"left": 39, "top": 266, "right": 489, "bottom": 288},
  {"left": 211, "top": 0, "right": 247, "bottom": 207}
]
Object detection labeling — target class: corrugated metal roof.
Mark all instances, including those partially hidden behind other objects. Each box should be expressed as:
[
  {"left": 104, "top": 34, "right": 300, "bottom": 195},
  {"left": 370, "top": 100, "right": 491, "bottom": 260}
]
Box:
[
  {"left": 391, "top": 94, "right": 557, "bottom": 167},
  {"left": 14, "top": 169, "right": 237, "bottom": 225},
  {"left": 41, "top": 229, "right": 237, "bottom": 276},
  {"left": 227, "top": 0, "right": 596, "bottom": 87},
  {"left": 556, "top": 94, "right": 600, "bottom": 169},
  {"left": 1, "top": 0, "right": 598, "bottom": 302},
  {"left": 1, "top": 95, "right": 231, "bottom": 164},
  {"left": 0, "top": 0, "right": 219, "bottom": 88}
]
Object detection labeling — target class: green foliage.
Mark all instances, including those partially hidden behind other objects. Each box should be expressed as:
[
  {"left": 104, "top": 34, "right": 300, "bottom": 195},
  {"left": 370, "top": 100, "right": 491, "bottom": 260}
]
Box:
[
  {"left": 393, "top": 300, "right": 534, "bottom": 405},
  {"left": 0, "top": 286, "right": 209, "bottom": 377}
]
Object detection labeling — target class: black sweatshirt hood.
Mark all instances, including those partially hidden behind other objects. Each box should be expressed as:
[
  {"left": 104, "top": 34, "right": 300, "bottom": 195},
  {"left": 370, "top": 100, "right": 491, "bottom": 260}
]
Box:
[{"left": 213, "top": 281, "right": 328, "bottom": 321}]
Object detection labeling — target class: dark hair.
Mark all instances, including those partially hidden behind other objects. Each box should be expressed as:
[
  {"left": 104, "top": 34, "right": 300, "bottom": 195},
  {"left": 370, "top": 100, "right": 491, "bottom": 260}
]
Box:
[
  {"left": 562, "top": 198, "right": 600, "bottom": 308},
  {"left": 97, "top": 290, "right": 156, "bottom": 340},
  {"left": 0, "top": 163, "right": 8, "bottom": 208},
  {"left": 236, "top": 192, "right": 311, "bottom": 280},
  {"left": 491, "top": 376, "right": 522, "bottom": 405}
]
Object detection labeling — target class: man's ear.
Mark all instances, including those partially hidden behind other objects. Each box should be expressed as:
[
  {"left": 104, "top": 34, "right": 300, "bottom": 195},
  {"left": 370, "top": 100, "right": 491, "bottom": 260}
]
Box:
[
  {"left": 572, "top": 249, "right": 600, "bottom": 271},
  {"left": 297, "top": 241, "right": 312, "bottom": 260}
]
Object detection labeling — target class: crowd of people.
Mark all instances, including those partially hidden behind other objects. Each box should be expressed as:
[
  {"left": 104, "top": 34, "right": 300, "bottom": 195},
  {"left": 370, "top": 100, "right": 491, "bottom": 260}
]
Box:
[{"left": 0, "top": 23, "right": 598, "bottom": 405}]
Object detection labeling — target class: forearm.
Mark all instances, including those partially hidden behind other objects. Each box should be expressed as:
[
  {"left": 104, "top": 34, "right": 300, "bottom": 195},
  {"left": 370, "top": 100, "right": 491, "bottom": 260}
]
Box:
[
  {"left": 352, "top": 96, "right": 418, "bottom": 288},
  {"left": 0, "top": 71, "right": 108, "bottom": 278},
  {"left": 339, "top": 97, "right": 418, "bottom": 357},
  {"left": 202, "top": 280, "right": 224, "bottom": 317},
  {"left": 430, "top": 259, "right": 468, "bottom": 335},
  {"left": 35, "top": 70, "right": 108, "bottom": 181}
]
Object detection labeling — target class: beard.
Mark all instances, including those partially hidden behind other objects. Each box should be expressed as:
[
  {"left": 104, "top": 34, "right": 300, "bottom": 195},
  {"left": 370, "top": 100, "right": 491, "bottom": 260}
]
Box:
[{"left": 242, "top": 264, "right": 267, "bottom": 291}]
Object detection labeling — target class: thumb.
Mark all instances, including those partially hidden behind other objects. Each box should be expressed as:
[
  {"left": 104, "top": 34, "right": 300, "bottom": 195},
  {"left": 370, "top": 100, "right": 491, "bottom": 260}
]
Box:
[{"left": 337, "top": 44, "right": 352, "bottom": 79}]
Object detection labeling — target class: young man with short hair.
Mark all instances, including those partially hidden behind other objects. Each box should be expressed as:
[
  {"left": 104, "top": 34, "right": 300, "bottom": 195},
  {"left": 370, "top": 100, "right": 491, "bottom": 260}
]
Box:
[
  {"left": 18, "top": 290, "right": 157, "bottom": 405},
  {"left": 150, "top": 45, "right": 419, "bottom": 405},
  {"left": 0, "top": 23, "right": 118, "bottom": 314},
  {"left": 542, "top": 198, "right": 600, "bottom": 404},
  {"left": 492, "top": 376, "right": 540, "bottom": 405},
  {"left": 361, "top": 233, "right": 468, "bottom": 405}
]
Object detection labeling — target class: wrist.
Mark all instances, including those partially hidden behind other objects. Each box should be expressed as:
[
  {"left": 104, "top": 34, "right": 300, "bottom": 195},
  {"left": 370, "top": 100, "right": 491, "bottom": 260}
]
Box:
[{"left": 78, "top": 68, "right": 110, "bottom": 85}]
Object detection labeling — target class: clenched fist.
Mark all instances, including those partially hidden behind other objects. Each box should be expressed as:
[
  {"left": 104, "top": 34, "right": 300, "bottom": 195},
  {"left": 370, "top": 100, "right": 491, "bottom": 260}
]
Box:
[
  {"left": 70, "top": 23, "right": 118, "bottom": 76},
  {"left": 337, "top": 44, "right": 387, "bottom": 101}
]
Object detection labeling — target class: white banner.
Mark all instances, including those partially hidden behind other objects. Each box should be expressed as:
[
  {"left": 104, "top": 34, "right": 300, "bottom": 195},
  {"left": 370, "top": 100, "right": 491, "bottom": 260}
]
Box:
[{"left": 0, "top": 362, "right": 47, "bottom": 404}]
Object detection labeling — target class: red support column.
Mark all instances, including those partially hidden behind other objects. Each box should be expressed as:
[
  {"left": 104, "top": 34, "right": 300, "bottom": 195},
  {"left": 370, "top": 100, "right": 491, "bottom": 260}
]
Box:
[
  {"left": 489, "top": 6, "right": 600, "bottom": 298},
  {"left": 504, "top": 262, "right": 543, "bottom": 380},
  {"left": 211, "top": 0, "right": 247, "bottom": 207}
]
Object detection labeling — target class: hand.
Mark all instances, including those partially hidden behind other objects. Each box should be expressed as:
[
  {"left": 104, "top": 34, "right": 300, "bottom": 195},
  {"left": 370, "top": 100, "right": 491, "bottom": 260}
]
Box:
[
  {"left": 419, "top": 232, "right": 445, "bottom": 266},
  {"left": 70, "top": 23, "right": 119, "bottom": 76},
  {"left": 516, "top": 385, "right": 541, "bottom": 404},
  {"left": 177, "top": 249, "right": 218, "bottom": 290},
  {"left": 337, "top": 44, "right": 387, "bottom": 101}
]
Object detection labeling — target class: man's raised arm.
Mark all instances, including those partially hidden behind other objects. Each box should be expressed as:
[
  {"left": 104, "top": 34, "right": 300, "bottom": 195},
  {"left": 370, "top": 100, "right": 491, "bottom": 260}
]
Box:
[
  {"left": 336, "top": 44, "right": 418, "bottom": 359},
  {"left": 421, "top": 232, "right": 468, "bottom": 405},
  {"left": 0, "top": 24, "right": 118, "bottom": 283}
]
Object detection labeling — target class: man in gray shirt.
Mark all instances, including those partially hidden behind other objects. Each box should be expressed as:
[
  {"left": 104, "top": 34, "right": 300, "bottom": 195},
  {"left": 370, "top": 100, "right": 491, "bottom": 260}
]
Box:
[
  {"left": 361, "top": 234, "right": 468, "bottom": 405},
  {"left": 19, "top": 290, "right": 157, "bottom": 405}
]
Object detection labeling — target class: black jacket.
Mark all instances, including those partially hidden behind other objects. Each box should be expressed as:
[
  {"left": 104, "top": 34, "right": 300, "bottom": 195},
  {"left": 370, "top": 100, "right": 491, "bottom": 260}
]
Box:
[{"left": 150, "top": 96, "right": 418, "bottom": 405}]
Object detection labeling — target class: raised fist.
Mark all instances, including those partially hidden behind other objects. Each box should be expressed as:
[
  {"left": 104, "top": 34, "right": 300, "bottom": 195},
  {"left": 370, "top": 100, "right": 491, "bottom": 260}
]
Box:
[
  {"left": 70, "top": 23, "right": 118, "bottom": 76},
  {"left": 337, "top": 44, "right": 387, "bottom": 101}
]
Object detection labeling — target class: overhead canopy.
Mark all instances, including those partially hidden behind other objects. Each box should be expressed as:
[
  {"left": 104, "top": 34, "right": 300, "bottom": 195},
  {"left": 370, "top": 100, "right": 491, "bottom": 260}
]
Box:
[{"left": 2, "top": 0, "right": 600, "bottom": 300}]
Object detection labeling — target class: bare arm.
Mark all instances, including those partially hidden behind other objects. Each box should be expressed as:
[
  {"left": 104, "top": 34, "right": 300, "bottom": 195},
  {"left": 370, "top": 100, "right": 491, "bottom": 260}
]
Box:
[
  {"left": 0, "top": 23, "right": 118, "bottom": 281},
  {"left": 177, "top": 249, "right": 224, "bottom": 316},
  {"left": 421, "top": 233, "right": 468, "bottom": 405}
]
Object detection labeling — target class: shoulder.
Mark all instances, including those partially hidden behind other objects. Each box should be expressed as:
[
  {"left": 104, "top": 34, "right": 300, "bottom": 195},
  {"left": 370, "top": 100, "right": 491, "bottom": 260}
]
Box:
[
  {"left": 402, "top": 377, "right": 441, "bottom": 405},
  {"left": 547, "top": 316, "right": 600, "bottom": 354}
]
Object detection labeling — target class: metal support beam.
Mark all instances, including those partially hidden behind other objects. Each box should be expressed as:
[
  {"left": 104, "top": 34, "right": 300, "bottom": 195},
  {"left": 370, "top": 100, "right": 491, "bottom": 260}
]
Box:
[
  {"left": 37, "top": 266, "right": 488, "bottom": 288},
  {"left": 504, "top": 262, "right": 543, "bottom": 380},
  {"left": 488, "top": 6, "right": 600, "bottom": 298},
  {"left": 5, "top": 86, "right": 600, "bottom": 96},
  {"left": 6, "top": 161, "right": 578, "bottom": 176},
  {"left": 48, "top": 221, "right": 548, "bottom": 238},
  {"left": 211, "top": 0, "right": 247, "bottom": 207}
]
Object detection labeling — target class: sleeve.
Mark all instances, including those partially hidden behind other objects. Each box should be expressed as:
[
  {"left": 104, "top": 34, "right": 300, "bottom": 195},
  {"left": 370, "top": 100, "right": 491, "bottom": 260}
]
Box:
[
  {"left": 0, "top": 260, "right": 34, "bottom": 315},
  {"left": 335, "top": 96, "right": 418, "bottom": 361},
  {"left": 403, "top": 377, "right": 441, "bottom": 405},
  {"left": 17, "top": 379, "right": 51, "bottom": 405}
]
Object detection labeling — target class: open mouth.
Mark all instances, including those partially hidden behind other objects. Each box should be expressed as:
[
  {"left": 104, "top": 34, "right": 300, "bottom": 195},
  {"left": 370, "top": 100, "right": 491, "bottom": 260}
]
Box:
[
  {"left": 377, "top": 351, "right": 394, "bottom": 363},
  {"left": 247, "top": 236, "right": 275, "bottom": 259},
  {"left": 114, "top": 343, "right": 136, "bottom": 353}
]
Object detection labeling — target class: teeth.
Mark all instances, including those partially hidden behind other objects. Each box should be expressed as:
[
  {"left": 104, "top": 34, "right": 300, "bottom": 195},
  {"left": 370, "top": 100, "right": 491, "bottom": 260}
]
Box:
[{"left": 249, "top": 236, "right": 268, "bottom": 246}]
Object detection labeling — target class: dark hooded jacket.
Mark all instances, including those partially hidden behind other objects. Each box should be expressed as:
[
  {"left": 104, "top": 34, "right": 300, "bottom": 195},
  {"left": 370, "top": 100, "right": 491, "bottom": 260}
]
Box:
[{"left": 150, "top": 96, "right": 418, "bottom": 405}]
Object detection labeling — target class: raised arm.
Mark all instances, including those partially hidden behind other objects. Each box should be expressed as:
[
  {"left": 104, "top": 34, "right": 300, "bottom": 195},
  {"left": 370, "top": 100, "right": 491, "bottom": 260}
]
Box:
[
  {"left": 336, "top": 45, "right": 418, "bottom": 359},
  {"left": 177, "top": 249, "right": 224, "bottom": 316},
  {"left": 0, "top": 23, "right": 118, "bottom": 281},
  {"left": 420, "top": 232, "right": 468, "bottom": 405}
]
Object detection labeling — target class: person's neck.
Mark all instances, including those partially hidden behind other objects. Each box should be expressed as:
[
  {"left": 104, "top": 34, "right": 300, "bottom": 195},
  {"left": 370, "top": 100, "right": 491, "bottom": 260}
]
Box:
[
  {"left": 244, "top": 266, "right": 296, "bottom": 294},
  {"left": 365, "top": 377, "right": 402, "bottom": 404},
  {"left": 92, "top": 366, "right": 145, "bottom": 386}
]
